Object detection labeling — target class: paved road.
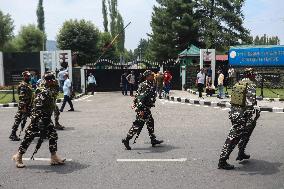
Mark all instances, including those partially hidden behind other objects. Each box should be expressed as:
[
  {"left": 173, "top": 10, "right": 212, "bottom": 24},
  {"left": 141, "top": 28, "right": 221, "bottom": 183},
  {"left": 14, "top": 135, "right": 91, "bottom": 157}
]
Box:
[{"left": 0, "top": 92, "right": 283, "bottom": 189}]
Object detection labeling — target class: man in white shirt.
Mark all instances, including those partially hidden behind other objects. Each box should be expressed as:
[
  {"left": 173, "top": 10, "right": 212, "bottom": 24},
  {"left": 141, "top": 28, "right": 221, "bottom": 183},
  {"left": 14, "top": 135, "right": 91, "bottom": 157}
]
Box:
[
  {"left": 126, "top": 71, "right": 136, "bottom": 96},
  {"left": 196, "top": 68, "right": 205, "bottom": 98},
  {"left": 58, "top": 68, "right": 68, "bottom": 92},
  {"left": 60, "top": 73, "right": 74, "bottom": 112},
  {"left": 87, "top": 73, "right": 97, "bottom": 95}
]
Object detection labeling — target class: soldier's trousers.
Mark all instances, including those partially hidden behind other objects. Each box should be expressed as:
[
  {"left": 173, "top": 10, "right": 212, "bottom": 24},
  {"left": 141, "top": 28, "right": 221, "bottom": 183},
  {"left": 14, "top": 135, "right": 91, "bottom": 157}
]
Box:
[
  {"left": 18, "top": 120, "right": 58, "bottom": 154},
  {"left": 127, "top": 109, "right": 156, "bottom": 140},
  {"left": 54, "top": 105, "right": 60, "bottom": 124},
  {"left": 12, "top": 111, "right": 27, "bottom": 132},
  {"left": 219, "top": 110, "right": 255, "bottom": 161}
]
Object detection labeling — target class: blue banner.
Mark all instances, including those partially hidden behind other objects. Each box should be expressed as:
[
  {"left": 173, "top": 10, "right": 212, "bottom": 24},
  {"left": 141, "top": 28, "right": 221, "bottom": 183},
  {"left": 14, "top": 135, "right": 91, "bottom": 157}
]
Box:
[{"left": 229, "top": 46, "right": 284, "bottom": 67}]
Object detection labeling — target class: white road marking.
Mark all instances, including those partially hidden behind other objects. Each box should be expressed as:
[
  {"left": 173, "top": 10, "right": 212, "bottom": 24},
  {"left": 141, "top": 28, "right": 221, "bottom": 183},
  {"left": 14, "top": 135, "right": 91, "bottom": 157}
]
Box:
[
  {"left": 195, "top": 105, "right": 200, "bottom": 107},
  {"left": 23, "top": 158, "right": 72, "bottom": 161},
  {"left": 275, "top": 112, "right": 284, "bottom": 114},
  {"left": 117, "top": 158, "right": 187, "bottom": 162},
  {"left": 222, "top": 108, "right": 230, "bottom": 111},
  {"left": 214, "top": 107, "right": 220, "bottom": 109}
]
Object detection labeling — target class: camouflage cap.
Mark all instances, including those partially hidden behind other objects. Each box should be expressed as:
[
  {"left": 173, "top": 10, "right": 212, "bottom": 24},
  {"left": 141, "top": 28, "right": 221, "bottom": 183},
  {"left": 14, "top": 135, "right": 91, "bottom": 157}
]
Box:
[
  {"left": 143, "top": 70, "right": 153, "bottom": 77},
  {"left": 22, "top": 71, "right": 31, "bottom": 77},
  {"left": 44, "top": 71, "right": 56, "bottom": 81}
]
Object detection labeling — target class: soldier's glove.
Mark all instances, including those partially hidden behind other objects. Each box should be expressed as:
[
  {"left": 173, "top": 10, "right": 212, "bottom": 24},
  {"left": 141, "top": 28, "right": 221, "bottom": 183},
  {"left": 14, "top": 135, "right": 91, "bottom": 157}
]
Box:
[{"left": 138, "top": 111, "right": 145, "bottom": 117}]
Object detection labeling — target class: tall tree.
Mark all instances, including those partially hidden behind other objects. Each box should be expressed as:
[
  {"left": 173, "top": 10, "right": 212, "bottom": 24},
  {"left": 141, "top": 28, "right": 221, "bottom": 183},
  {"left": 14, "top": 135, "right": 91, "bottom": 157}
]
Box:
[
  {"left": 0, "top": 10, "right": 14, "bottom": 50},
  {"left": 36, "top": 0, "right": 45, "bottom": 33},
  {"left": 102, "top": 0, "right": 109, "bottom": 32},
  {"left": 253, "top": 34, "right": 281, "bottom": 45},
  {"left": 116, "top": 12, "right": 125, "bottom": 53},
  {"left": 195, "top": 0, "right": 252, "bottom": 50},
  {"left": 108, "top": 0, "right": 118, "bottom": 37},
  {"left": 149, "top": 0, "right": 198, "bottom": 61},
  {"left": 57, "top": 19, "right": 101, "bottom": 66}
]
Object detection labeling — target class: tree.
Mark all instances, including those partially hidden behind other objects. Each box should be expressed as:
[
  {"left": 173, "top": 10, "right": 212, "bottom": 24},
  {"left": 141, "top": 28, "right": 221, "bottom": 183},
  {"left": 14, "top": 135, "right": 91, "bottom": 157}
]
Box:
[
  {"left": 98, "top": 32, "right": 117, "bottom": 60},
  {"left": 102, "top": 0, "right": 108, "bottom": 32},
  {"left": 149, "top": 0, "right": 198, "bottom": 61},
  {"left": 108, "top": 0, "right": 118, "bottom": 37},
  {"left": 57, "top": 19, "right": 100, "bottom": 66},
  {"left": 13, "top": 24, "right": 45, "bottom": 52},
  {"left": 36, "top": 0, "right": 45, "bottom": 33},
  {"left": 253, "top": 34, "right": 281, "bottom": 45},
  {"left": 0, "top": 10, "right": 14, "bottom": 50},
  {"left": 195, "top": 0, "right": 252, "bottom": 50},
  {"left": 116, "top": 12, "right": 125, "bottom": 54}
]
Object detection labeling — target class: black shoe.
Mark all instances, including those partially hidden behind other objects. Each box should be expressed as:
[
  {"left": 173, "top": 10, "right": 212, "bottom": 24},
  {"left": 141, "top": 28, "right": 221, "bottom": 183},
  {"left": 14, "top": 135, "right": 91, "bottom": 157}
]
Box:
[
  {"left": 59, "top": 109, "right": 63, "bottom": 112},
  {"left": 9, "top": 133, "right": 20, "bottom": 141},
  {"left": 122, "top": 139, "right": 131, "bottom": 150},
  {"left": 68, "top": 109, "right": 74, "bottom": 112},
  {"left": 236, "top": 152, "right": 250, "bottom": 161},
  {"left": 151, "top": 139, "right": 164, "bottom": 147},
  {"left": 218, "top": 160, "right": 235, "bottom": 170},
  {"left": 54, "top": 123, "right": 65, "bottom": 130}
]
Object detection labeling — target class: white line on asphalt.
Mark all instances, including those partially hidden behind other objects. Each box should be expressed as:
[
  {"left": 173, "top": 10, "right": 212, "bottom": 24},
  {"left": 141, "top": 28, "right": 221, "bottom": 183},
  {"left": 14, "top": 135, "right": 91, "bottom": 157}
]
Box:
[
  {"left": 23, "top": 158, "right": 72, "bottom": 161},
  {"left": 222, "top": 108, "right": 230, "bottom": 111},
  {"left": 195, "top": 105, "right": 200, "bottom": 107},
  {"left": 187, "top": 104, "right": 192, "bottom": 106},
  {"left": 275, "top": 112, "right": 284, "bottom": 114},
  {"left": 203, "top": 106, "right": 209, "bottom": 108},
  {"left": 117, "top": 158, "right": 187, "bottom": 162},
  {"left": 214, "top": 107, "right": 220, "bottom": 109}
]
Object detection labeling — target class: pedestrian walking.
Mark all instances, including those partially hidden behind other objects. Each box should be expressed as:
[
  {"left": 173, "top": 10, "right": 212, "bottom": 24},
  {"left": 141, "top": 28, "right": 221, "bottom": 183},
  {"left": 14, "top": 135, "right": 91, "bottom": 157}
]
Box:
[
  {"left": 59, "top": 73, "right": 74, "bottom": 112},
  {"left": 58, "top": 68, "right": 68, "bottom": 92},
  {"left": 126, "top": 71, "right": 136, "bottom": 96},
  {"left": 163, "top": 70, "right": 172, "bottom": 95},
  {"left": 9, "top": 71, "right": 33, "bottom": 141},
  {"left": 12, "top": 72, "right": 65, "bottom": 168},
  {"left": 218, "top": 68, "right": 261, "bottom": 170},
  {"left": 122, "top": 70, "right": 163, "bottom": 150},
  {"left": 217, "top": 70, "right": 225, "bottom": 99},
  {"left": 196, "top": 68, "right": 205, "bottom": 98},
  {"left": 87, "top": 73, "right": 97, "bottom": 95},
  {"left": 155, "top": 71, "right": 164, "bottom": 99},
  {"left": 120, "top": 72, "right": 128, "bottom": 95}
]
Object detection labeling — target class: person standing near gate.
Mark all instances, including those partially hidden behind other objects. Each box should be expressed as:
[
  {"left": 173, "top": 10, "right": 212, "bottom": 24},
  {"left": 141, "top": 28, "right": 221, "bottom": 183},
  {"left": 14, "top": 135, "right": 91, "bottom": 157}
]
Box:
[
  {"left": 126, "top": 71, "right": 136, "bottom": 97},
  {"left": 58, "top": 68, "right": 67, "bottom": 92},
  {"left": 122, "top": 70, "right": 163, "bottom": 150},
  {"left": 155, "top": 71, "right": 164, "bottom": 99},
  {"left": 60, "top": 73, "right": 74, "bottom": 112},
  {"left": 120, "top": 72, "right": 128, "bottom": 96},
  {"left": 196, "top": 68, "right": 205, "bottom": 99},
  {"left": 87, "top": 73, "right": 97, "bottom": 95},
  {"left": 163, "top": 70, "right": 172, "bottom": 95},
  {"left": 217, "top": 70, "right": 225, "bottom": 99}
]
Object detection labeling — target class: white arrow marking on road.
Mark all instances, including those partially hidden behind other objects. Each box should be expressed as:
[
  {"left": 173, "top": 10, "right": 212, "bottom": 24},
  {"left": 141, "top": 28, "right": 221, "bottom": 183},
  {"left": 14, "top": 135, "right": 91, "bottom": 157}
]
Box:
[
  {"left": 23, "top": 158, "right": 72, "bottom": 161},
  {"left": 117, "top": 158, "right": 187, "bottom": 162}
]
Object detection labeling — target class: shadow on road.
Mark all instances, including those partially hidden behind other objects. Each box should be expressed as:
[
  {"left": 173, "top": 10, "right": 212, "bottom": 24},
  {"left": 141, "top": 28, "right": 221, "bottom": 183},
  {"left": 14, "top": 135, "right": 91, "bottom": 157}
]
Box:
[
  {"left": 27, "top": 161, "right": 90, "bottom": 174},
  {"left": 131, "top": 144, "right": 180, "bottom": 153},
  {"left": 237, "top": 159, "right": 282, "bottom": 175}
]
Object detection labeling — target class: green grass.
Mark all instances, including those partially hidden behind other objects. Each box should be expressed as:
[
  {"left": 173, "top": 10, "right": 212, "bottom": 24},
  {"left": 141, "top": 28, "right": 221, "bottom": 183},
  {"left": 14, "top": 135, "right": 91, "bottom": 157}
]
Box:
[
  {"left": 191, "top": 87, "right": 284, "bottom": 98},
  {"left": 0, "top": 92, "right": 80, "bottom": 104}
]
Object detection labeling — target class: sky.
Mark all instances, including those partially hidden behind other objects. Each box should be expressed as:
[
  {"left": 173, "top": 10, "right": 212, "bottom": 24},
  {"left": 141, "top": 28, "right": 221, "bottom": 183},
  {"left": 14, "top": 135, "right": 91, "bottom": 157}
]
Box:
[{"left": 0, "top": 0, "right": 284, "bottom": 50}]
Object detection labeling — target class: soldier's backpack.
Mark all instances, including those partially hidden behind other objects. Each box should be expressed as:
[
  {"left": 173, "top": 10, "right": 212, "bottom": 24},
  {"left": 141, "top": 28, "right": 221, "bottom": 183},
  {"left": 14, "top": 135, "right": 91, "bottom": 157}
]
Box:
[{"left": 231, "top": 81, "right": 249, "bottom": 107}]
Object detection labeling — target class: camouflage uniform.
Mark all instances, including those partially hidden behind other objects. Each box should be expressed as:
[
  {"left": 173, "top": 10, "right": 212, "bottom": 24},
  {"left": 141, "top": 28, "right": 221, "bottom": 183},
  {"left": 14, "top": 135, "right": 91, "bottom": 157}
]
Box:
[
  {"left": 126, "top": 80, "right": 157, "bottom": 140},
  {"left": 219, "top": 78, "right": 259, "bottom": 169},
  {"left": 10, "top": 81, "right": 33, "bottom": 140},
  {"left": 18, "top": 82, "right": 58, "bottom": 154},
  {"left": 122, "top": 70, "right": 163, "bottom": 150}
]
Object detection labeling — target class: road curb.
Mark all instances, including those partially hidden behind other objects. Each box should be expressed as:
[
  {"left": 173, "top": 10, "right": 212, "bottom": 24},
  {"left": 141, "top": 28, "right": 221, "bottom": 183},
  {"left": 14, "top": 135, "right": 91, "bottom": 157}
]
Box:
[
  {"left": 0, "top": 93, "right": 85, "bottom": 109},
  {"left": 164, "top": 95, "right": 284, "bottom": 113}
]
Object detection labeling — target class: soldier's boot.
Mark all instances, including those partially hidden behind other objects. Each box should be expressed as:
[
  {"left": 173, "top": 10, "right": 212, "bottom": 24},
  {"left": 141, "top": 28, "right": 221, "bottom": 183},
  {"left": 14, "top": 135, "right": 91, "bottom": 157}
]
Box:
[
  {"left": 54, "top": 122, "right": 65, "bottom": 130},
  {"left": 218, "top": 159, "right": 235, "bottom": 170},
  {"left": 151, "top": 138, "right": 164, "bottom": 147},
  {"left": 236, "top": 150, "right": 250, "bottom": 161},
  {"left": 12, "top": 152, "right": 25, "bottom": 168},
  {"left": 9, "top": 131, "right": 20, "bottom": 141},
  {"left": 50, "top": 153, "right": 66, "bottom": 165},
  {"left": 122, "top": 136, "right": 132, "bottom": 150}
]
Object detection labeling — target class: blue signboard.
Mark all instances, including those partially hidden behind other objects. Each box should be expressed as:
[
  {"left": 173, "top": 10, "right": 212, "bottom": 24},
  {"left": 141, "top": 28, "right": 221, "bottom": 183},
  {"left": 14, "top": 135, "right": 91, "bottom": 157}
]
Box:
[{"left": 229, "top": 46, "right": 284, "bottom": 67}]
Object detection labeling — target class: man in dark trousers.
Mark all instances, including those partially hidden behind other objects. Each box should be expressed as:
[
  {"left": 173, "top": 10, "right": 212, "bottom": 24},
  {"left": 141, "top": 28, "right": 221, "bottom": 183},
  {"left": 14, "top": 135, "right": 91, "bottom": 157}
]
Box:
[
  {"left": 60, "top": 73, "right": 74, "bottom": 112},
  {"left": 12, "top": 72, "right": 65, "bottom": 168},
  {"left": 122, "top": 70, "right": 163, "bottom": 150},
  {"left": 9, "top": 71, "right": 33, "bottom": 141},
  {"left": 121, "top": 72, "right": 128, "bottom": 95},
  {"left": 218, "top": 68, "right": 260, "bottom": 170}
]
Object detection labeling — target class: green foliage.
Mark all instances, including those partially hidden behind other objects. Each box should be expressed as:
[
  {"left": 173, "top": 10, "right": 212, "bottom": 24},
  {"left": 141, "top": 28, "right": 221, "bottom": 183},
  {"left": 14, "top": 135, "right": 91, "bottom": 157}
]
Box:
[
  {"left": 36, "top": 0, "right": 45, "bottom": 33},
  {"left": 14, "top": 24, "right": 45, "bottom": 52},
  {"left": 116, "top": 13, "right": 125, "bottom": 54},
  {"left": 108, "top": 0, "right": 118, "bottom": 37},
  {"left": 254, "top": 34, "right": 280, "bottom": 45},
  {"left": 57, "top": 19, "right": 100, "bottom": 66},
  {"left": 102, "top": 0, "right": 109, "bottom": 32},
  {"left": 99, "top": 32, "right": 117, "bottom": 60},
  {"left": 134, "top": 38, "right": 153, "bottom": 60},
  {"left": 0, "top": 10, "right": 14, "bottom": 50}
]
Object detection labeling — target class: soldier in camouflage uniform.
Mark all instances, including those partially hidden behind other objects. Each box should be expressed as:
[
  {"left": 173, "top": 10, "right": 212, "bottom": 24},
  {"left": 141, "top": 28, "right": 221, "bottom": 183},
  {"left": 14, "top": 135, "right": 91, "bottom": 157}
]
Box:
[
  {"left": 122, "top": 70, "right": 163, "bottom": 150},
  {"left": 218, "top": 68, "right": 261, "bottom": 170},
  {"left": 12, "top": 72, "right": 65, "bottom": 168},
  {"left": 9, "top": 71, "right": 33, "bottom": 141},
  {"left": 37, "top": 77, "right": 64, "bottom": 130}
]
